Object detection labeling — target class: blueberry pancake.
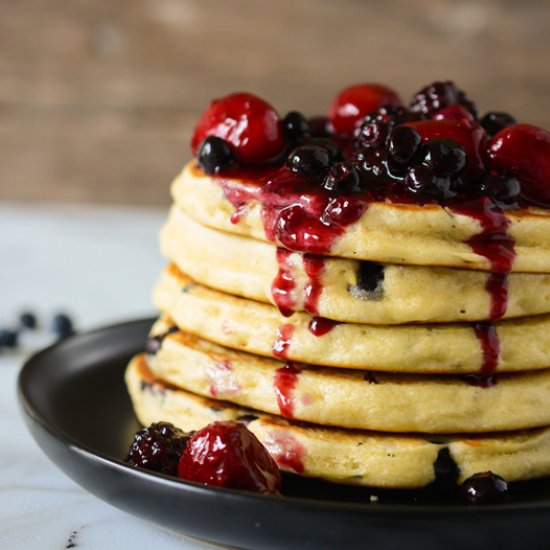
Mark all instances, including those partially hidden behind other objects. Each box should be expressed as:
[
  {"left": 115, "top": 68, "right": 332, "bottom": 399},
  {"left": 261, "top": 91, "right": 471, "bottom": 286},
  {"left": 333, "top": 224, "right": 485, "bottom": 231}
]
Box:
[
  {"left": 126, "top": 354, "right": 550, "bottom": 489},
  {"left": 154, "top": 268, "right": 550, "bottom": 374},
  {"left": 160, "top": 208, "right": 550, "bottom": 324}
]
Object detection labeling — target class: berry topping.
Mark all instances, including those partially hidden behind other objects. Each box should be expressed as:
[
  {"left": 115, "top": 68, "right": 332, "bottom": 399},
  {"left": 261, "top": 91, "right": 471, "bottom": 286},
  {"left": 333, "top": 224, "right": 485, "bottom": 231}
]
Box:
[
  {"left": 178, "top": 421, "right": 281, "bottom": 494},
  {"left": 322, "top": 162, "right": 362, "bottom": 194},
  {"left": 191, "top": 92, "right": 285, "bottom": 164},
  {"left": 287, "top": 144, "right": 331, "bottom": 180},
  {"left": 52, "top": 313, "right": 74, "bottom": 339},
  {"left": 307, "top": 116, "right": 331, "bottom": 138},
  {"left": 479, "top": 175, "right": 521, "bottom": 207},
  {"left": 283, "top": 111, "right": 311, "bottom": 143},
  {"left": 126, "top": 421, "right": 193, "bottom": 476},
  {"left": 307, "top": 138, "right": 342, "bottom": 162},
  {"left": 409, "top": 81, "right": 477, "bottom": 119},
  {"left": 19, "top": 311, "right": 37, "bottom": 330},
  {"left": 487, "top": 123, "right": 550, "bottom": 207},
  {"left": 329, "top": 83, "right": 402, "bottom": 136},
  {"left": 422, "top": 139, "right": 467, "bottom": 177},
  {"left": 433, "top": 104, "right": 475, "bottom": 123},
  {"left": 406, "top": 119, "right": 486, "bottom": 176},
  {"left": 461, "top": 471, "right": 510, "bottom": 504},
  {"left": 196, "top": 136, "right": 234, "bottom": 175},
  {"left": 404, "top": 164, "right": 456, "bottom": 201},
  {"left": 386, "top": 126, "right": 422, "bottom": 165},
  {"left": 480, "top": 112, "right": 517, "bottom": 137},
  {"left": 0, "top": 328, "right": 18, "bottom": 349}
]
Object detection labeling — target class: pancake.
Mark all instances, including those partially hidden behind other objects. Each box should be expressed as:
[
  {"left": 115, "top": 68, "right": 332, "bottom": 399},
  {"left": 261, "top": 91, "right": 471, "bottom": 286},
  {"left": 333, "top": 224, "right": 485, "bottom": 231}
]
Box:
[
  {"left": 126, "top": 353, "right": 550, "bottom": 488},
  {"left": 160, "top": 207, "right": 550, "bottom": 324},
  {"left": 153, "top": 268, "right": 550, "bottom": 374},
  {"left": 146, "top": 319, "right": 550, "bottom": 434},
  {"left": 171, "top": 162, "right": 550, "bottom": 273}
]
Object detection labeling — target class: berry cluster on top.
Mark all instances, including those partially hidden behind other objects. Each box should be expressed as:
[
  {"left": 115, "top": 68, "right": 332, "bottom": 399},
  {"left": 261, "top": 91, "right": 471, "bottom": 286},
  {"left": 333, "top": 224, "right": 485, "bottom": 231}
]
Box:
[{"left": 191, "top": 81, "right": 550, "bottom": 208}]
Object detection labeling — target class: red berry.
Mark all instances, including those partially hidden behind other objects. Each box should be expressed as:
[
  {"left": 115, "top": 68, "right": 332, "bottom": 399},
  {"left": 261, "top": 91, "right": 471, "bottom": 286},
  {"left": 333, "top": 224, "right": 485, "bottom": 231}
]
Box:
[
  {"left": 487, "top": 123, "right": 550, "bottom": 207},
  {"left": 406, "top": 119, "right": 486, "bottom": 176},
  {"left": 191, "top": 92, "right": 285, "bottom": 165},
  {"left": 328, "top": 83, "right": 402, "bottom": 137},
  {"left": 433, "top": 104, "right": 475, "bottom": 123},
  {"left": 177, "top": 421, "right": 281, "bottom": 494}
]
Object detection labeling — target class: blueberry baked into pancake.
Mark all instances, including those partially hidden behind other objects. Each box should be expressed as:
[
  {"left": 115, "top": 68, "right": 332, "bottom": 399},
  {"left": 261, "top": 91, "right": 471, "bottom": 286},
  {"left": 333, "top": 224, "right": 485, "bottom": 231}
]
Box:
[{"left": 125, "top": 80, "right": 550, "bottom": 499}]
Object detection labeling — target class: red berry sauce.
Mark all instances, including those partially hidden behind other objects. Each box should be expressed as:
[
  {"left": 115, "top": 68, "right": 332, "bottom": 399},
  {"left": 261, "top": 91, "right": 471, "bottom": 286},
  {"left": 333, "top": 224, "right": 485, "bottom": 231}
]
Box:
[
  {"left": 272, "top": 323, "right": 295, "bottom": 359},
  {"left": 272, "top": 248, "right": 297, "bottom": 317},
  {"left": 473, "top": 323, "right": 500, "bottom": 376},
  {"left": 303, "top": 254, "right": 326, "bottom": 315},
  {"left": 264, "top": 429, "right": 306, "bottom": 474},
  {"left": 308, "top": 316, "right": 339, "bottom": 336},
  {"left": 273, "top": 362, "right": 300, "bottom": 418}
]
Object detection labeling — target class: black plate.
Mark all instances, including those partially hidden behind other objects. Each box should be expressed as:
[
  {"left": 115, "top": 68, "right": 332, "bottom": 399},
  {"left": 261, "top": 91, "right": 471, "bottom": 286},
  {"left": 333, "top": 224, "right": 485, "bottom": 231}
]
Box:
[{"left": 17, "top": 319, "right": 550, "bottom": 550}]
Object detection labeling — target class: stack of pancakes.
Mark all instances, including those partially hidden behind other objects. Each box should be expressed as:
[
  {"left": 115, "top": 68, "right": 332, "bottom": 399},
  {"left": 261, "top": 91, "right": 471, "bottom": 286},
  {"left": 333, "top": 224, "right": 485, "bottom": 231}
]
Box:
[{"left": 126, "top": 162, "right": 550, "bottom": 489}]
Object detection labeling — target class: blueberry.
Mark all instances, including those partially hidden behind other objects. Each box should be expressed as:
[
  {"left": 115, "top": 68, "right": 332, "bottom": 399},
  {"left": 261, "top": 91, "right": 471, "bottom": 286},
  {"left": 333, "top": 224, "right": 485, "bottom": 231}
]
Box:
[
  {"left": 286, "top": 144, "right": 331, "bottom": 180},
  {"left": 0, "top": 329, "right": 18, "bottom": 349},
  {"left": 356, "top": 261, "right": 385, "bottom": 294},
  {"left": 423, "top": 139, "right": 467, "bottom": 177},
  {"left": 480, "top": 112, "right": 516, "bottom": 137},
  {"left": 355, "top": 120, "right": 389, "bottom": 149},
  {"left": 404, "top": 164, "right": 457, "bottom": 200},
  {"left": 307, "top": 138, "right": 342, "bottom": 162},
  {"left": 52, "top": 313, "right": 74, "bottom": 338},
  {"left": 386, "top": 126, "right": 422, "bottom": 165},
  {"left": 283, "top": 111, "right": 311, "bottom": 142},
  {"left": 197, "top": 136, "right": 234, "bottom": 174},
  {"left": 322, "top": 162, "right": 362, "bottom": 194},
  {"left": 461, "top": 471, "right": 509, "bottom": 504},
  {"left": 480, "top": 175, "right": 521, "bottom": 206},
  {"left": 19, "top": 312, "right": 37, "bottom": 330},
  {"left": 307, "top": 116, "right": 331, "bottom": 138}
]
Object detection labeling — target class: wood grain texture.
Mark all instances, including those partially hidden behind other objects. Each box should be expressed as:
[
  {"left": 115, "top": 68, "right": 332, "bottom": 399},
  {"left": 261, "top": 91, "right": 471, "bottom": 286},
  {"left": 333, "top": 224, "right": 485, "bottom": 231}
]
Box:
[{"left": 1, "top": 0, "right": 549, "bottom": 205}]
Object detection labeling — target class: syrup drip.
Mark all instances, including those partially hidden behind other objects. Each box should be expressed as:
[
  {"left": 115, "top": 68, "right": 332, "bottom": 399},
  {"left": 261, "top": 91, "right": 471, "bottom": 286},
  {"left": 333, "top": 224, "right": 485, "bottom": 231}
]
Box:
[
  {"left": 271, "top": 248, "right": 297, "bottom": 317},
  {"left": 264, "top": 429, "right": 306, "bottom": 473},
  {"left": 272, "top": 323, "right": 295, "bottom": 359},
  {"left": 464, "top": 374, "right": 497, "bottom": 389},
  {"left": 308, "top": 316, "right": 339, "bottom": 337},
  {"left": 273, "top": 362, "right": 300, "bottom": 418},
  {"left": 473, "top": 323, "right": 500, "bottom": 375},
  {"left": 302, "top": 254, "right": 326, "bottom": 315}
]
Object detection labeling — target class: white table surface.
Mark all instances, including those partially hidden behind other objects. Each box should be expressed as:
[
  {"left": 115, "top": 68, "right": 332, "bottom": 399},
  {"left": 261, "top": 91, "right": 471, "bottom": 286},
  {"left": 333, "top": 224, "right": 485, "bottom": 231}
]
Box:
[{"left": 0, "top": 202, "right": 218, "bottom": 549}]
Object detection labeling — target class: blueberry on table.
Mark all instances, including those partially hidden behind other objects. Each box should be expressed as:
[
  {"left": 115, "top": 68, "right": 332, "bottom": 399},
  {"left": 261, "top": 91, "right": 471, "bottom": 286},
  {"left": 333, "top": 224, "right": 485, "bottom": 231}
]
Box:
[
  {"left": 52, "top": 313, "right": 74, "bottom": 338},
  {"left": 19, "top": 311, "right": 38, "bottom": 330},
  {"left": 0, "top": 328, "right": 18, "bottom": 349}
]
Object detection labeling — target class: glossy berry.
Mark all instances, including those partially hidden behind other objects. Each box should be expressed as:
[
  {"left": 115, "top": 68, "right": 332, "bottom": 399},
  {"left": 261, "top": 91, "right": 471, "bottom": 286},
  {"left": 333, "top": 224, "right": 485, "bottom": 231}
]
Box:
[
  {"left": 433, "top": 104, "right": 475, "bottom": 123},
  {"left": 126, "top": 422, "right": 193, "bottom": 476},
  {"left": 196, "top": 136, "right": 234, "bottom": 174},
  {"left": 329, "top": 83, "right": 402, "bottom": 136},
  {"left": 19, "top": 312, "right": 37, "bottom": 330},
  {"left": 307, "top": 138, "right": 342, "bottom": 162},
  {"left": 461, "top": 471, "right": 509, "bottom": 504},
  {"left": 480, "top": 175, "right": 521, "bottom": 206},
  {"left": 355, "top": 120, "right": 389, "bottom": 149},
  {"left": 283, "top": 111, "right": 310, "bottom": 142},
  {"left": 487, "top": 123, "right": 550, "bottom": 207},
  {"left": 423, "top": 139, "right": 467, "bottom": 176},
  {"left": 406, "top": 119, "right": 486, "bottom": 176},
  {"left": 287, "top": 144, "right": 331, "bottom": 180},
  {"left": 480, "top": 112, "right": 516, "bottom": 137},
  {"left": 404, "top": 164, "right": 456, "bottom": 201},
  {"left": 409, "top": 81, "right": 477, "bottom": 119},
  {"left": 322, "top": 162, "right": 362, "bottom": 194},
  {"left": 0, "top": 329, "right": 18, "bottom": 349},
  {"left": 178, "top": 421, "right": 281, "bottom": 494},
  {"left": 386, "top": 126, "right": 422, "bottom": 165},
  {"left": 52, "top": 313, "right": 74, "bottom": 338},
  {"left": 191, "top": 92, "right": 285, "bottom": 164}
]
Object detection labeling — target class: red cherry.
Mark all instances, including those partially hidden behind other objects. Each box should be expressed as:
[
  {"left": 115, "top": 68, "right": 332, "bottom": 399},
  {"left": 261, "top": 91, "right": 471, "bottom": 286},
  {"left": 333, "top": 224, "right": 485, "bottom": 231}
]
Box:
[
  {"left": 406, "top": 119, "right": 486, "bottom": 176},
  {"left": 487, "top": 124, "right": 550, "bottom": 207},
  {"left": 177, "top": 421, "right": 281, "bottom": 494},
  {"left": 191, "top": 92, "right": 285, "bottom": 165},
  {"left": 433, "top": 104, "right": 475, "bottom": 123},
  {"left": 328, "top": 83, "right": 402, "bottom": 137}
]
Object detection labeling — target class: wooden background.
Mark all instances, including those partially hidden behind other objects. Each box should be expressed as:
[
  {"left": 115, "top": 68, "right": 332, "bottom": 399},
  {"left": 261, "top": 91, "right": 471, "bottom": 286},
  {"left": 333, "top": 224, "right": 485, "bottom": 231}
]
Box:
[{"left": 1, "top": 0, "right": 549, "bottom": 206}]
